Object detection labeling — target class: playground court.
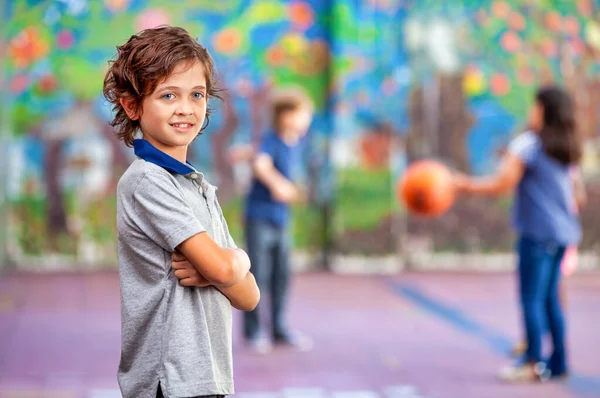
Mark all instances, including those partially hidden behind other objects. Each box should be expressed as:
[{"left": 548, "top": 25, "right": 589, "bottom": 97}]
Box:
[{"left": 1, "top": 270, "right": 599, "bottom": 398}]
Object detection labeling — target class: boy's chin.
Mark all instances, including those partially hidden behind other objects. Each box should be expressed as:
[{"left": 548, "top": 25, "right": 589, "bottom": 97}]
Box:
[
  {"left": 148, "top": 137, "right": 196, "bottom": 149},
  {"left": 166, "top": 134, "right": 198, "bottom": 146}
]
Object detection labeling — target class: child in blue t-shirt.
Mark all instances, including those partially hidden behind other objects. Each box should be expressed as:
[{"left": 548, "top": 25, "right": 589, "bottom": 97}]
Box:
[
  {"left": 243, "top": 89, "right": 314, "bottom": 353},
  {"left": 454, "top": 86, "right": 583, "bottom": 382},
  {"left": 511, "top": 165, "right": 586, "bottom": 359}
]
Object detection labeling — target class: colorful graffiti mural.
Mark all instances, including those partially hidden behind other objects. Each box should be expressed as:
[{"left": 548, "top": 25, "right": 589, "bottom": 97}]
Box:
[
  {"left": 2, "top": 0, "right": 600, "bottom": 268},
  {"left": 3, "top": 0, "right": 334, "bottom": 267}
]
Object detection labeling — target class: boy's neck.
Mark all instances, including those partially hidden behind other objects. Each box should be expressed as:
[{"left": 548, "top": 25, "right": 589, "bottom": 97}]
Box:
[
  {"left": 276, "top": 129, "right": 298, "bottom": 146},
  {"left": 144, "top": 136, "right": 188, "bottom": 164}
]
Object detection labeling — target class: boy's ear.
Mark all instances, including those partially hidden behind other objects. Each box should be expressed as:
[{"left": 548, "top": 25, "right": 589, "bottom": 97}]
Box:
[{"left": 120, "top": 98, "right": 140, "bottom": 120}]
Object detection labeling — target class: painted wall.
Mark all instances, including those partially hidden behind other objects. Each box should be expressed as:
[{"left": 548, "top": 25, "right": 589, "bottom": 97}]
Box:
[{"left": 3, "top": 0, "right": 600, "bottom": 269}]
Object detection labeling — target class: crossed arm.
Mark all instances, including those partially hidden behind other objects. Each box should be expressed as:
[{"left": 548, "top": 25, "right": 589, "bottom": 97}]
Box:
[{"left": 175, "top": 232, "right": 260, "bottom": 311}]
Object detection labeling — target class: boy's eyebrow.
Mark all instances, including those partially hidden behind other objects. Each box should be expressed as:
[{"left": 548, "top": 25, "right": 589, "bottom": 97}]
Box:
[{"left": 156, "top": 85, "right": 207, "bottom": 91}]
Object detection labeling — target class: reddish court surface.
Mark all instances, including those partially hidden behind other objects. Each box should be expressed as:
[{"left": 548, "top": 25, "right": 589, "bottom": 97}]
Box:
[{"left": 0, "top": 270, "right": 599, "bottom": 398}]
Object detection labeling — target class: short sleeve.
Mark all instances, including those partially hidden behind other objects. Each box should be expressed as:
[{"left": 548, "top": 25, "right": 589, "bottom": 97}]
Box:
[
  {"left": 508, "top": 131, "right": 539, "bottom": 165},
  {"left": 215, "top": 200, "right": 238, "bottom": 249},
  {"left": 258, "top": 135, "right": 277, "bottom": 158},
  {"left": 132, "top": 172, "right": 206, "bottom": 252}
]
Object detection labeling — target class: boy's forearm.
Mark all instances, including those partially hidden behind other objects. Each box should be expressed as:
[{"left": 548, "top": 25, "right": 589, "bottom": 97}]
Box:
[
  {"left": 216, "top": 272, "right": 260, "bottom": 311},
  {"left": 215, "top": 248, "right": 251, "bottom": 287},
  {"left": 179, "top": 233, "right": 250, "bottom": 287},
  {"left": 257, "top": 166, "right": 290, "bottom": 191}
]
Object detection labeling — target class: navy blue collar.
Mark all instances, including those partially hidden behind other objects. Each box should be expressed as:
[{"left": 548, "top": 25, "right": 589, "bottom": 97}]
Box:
[{"left": 133, "top": 139, "right": 196, "bottom": 175}]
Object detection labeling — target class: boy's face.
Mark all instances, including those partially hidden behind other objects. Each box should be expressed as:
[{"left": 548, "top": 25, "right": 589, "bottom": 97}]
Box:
[
  {"left": 124, "top": 61, "right": 208, "bottom": 157},
  {"left": 281, "top": 107, "right": 313, "bottom": 143}
]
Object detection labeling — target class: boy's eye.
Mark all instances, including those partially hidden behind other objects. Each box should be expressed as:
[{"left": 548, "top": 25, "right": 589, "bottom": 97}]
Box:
[
  {"left": 162, "top": 93, "right": 174, "bottom": 100},
  {"left": 192, "top": 92, "right": 205, "bottom": 99}
]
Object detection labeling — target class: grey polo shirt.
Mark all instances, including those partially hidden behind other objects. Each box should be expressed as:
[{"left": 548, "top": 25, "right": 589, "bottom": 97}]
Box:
[{"left": 116, "top": 139, "right": 236, "bottom": 398}]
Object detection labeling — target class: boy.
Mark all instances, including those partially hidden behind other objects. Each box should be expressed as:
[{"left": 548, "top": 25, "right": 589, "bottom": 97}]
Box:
[
  {"left": 103, "top": 26, "right": 260, "bottom": 398},
  {"left": 243, "top": 89, "right": 313, "bottom": 353}
]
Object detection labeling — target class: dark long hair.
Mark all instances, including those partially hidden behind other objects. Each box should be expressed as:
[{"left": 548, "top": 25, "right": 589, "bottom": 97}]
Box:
[{"left": 536, "top": 86, "right": 582, "bottom": 165}]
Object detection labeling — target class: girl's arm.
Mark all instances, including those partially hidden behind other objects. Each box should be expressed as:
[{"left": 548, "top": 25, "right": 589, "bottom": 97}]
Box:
[
  {"left": 454, "top": 153, "right": 526, "bottom": 196},
  {"left": 571, "top": 167, "right": 587, "bottom": 210}
]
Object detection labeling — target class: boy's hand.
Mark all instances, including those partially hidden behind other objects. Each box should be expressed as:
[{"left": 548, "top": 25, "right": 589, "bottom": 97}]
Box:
[
  {"left": 234, "top": 248, "right": 251, "bottom": 275},
  {"left": 272, "top": 181, "right": 309, "bottom": 204},
  {"left": 295, "top": 184, "right": 309, "bottom": 204},
  {"left": 172, "top": 251, "right": 211, "bottom": 287},
  {"left": 272, "top": 180, "right": 299, "bottom": 203}
]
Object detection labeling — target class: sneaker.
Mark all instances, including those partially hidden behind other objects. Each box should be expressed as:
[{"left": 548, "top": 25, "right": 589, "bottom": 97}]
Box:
[
  {"left": 246, "top": 336, "right": 272, "bottom": 354},
  {"left": 273, "top": 330, "right": 314, "bottom": 352},
  {"left": 552, "top": 373, "right": 569, "bottom": 382},
  {"left": 498, "top": 362, "right": 550, "bottom": 383},
  {"left": 543, "top": 359, "right": 569, "bottom": 381},
  {"left": 548, "top": 370, "right": 569, "bottom": 381}
]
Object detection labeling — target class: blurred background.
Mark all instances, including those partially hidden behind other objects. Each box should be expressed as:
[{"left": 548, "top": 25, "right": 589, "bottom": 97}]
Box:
[{"left": 1, "top": 0, "right": 600, "bottom": 397}]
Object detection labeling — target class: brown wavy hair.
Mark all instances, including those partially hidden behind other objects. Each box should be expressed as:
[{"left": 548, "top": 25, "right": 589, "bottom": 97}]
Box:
[
  {"left": 270, "top": 88, "right": 314, "bottom": 133},
  {"left": 536, "top": 86, "right": 582, "bottom": 165},
  {"left": 103, "top": 25, "right": 223, "bottom": 147}
]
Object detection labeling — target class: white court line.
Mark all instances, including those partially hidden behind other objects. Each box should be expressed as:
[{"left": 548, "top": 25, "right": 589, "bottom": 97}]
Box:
[
  {"left": 282, "top": 387, "right": 327, "bottom": 398},
  {"left": 331, "top": 391, "right": 380, "bottom": 398},
  {"left": 87, "top": 389, "right": 122, "bottom": 398},
  {"left": 85, "top": 386, "right": 424, "bottom": 398},
  {"left": 384, "top": 385, "right": 423, "bottom": 398},
  {"left": 235, "top": 393, "right": 280, "bottom": 398}
]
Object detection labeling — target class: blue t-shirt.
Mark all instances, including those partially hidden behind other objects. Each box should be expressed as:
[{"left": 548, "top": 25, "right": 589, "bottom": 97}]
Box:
[
  {"left": 245, "top": 132, "right": 299, "bottom": 227},
  {"left": 508, "top": 131, "right": 581, "bottom": 245}
]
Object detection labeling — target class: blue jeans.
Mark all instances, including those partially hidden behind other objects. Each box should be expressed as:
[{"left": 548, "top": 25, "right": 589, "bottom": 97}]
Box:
[
  {"left": 243, "top": 219, "right": 291, "bottom": 340},
  {"left": 518, "top": 236, "right": 567, "bottom": 374}
]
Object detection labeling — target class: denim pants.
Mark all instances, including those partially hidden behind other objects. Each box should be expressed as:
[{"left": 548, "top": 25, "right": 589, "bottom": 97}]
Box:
[
  {"left": 243, "top": 218, "right": 291, "bottom": 339},
  {"left": 517, "top": 236, "right": 567, "bottom": 374}
]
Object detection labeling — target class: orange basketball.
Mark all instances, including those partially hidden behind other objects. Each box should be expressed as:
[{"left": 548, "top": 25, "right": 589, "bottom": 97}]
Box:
[{"left": 398, "top": 160, "right": 455, "bottom": 217}]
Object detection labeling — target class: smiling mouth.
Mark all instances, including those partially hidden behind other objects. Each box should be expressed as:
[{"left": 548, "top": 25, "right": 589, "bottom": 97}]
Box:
[{"left": 170, "top": 123, "right": 195, "bottom": 128}]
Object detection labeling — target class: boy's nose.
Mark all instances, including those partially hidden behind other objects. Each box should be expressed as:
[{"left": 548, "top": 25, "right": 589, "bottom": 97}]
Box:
[{"left": 175, "top": 100, "right": 193, "bottom": 115}]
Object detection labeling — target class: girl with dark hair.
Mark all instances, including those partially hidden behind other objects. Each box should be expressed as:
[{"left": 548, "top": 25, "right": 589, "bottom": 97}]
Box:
[{"left": 453, "top": 86, "right": 584, "bottom": 382}]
